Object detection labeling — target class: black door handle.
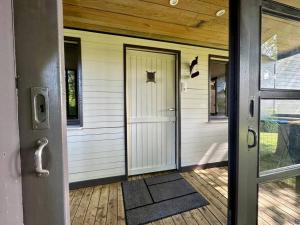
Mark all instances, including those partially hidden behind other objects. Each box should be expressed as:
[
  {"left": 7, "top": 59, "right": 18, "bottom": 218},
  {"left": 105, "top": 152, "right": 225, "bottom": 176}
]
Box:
[{"left": 248, "top": 128, "right": 258, "bottom": 148}]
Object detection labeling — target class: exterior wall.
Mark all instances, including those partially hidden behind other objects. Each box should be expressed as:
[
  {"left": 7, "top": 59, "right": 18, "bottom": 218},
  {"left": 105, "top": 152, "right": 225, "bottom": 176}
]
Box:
[
  {"left": 262, "top": 54, "right": 300, "bottom": 90},
  {"left": 64, "top": 29, "right": 228, "bottom": 182},
  {"left": 0, "top": 0, "right": 24, "bottom": 224}
]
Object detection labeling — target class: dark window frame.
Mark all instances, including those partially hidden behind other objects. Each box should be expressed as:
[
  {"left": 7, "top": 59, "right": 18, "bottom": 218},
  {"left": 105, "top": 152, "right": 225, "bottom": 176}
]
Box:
[
  {"left": 64, "top": 36, "right": 83, "bottom": 127},
  {"left": 208, "top": 54, "right": 229, "bottom": 120}
]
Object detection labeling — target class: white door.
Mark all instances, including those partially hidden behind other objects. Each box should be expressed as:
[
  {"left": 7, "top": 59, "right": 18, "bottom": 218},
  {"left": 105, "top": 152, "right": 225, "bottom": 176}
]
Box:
[{"left": 126, "top": 49, "right": 176, "bottom": 175}]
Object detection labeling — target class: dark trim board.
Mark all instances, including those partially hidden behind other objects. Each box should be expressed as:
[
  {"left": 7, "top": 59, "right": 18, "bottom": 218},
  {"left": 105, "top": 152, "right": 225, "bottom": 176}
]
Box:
[
  {"left": 69, "top": 175, "right": 127, "bottom": 190},
  {"left": 180, "top": 161, "right": 228, "bottom": 173},
  {"left": 64, "top": 27, "right": 228, "bottom": 52},
  {"left": 124, "top": 44, "right": 182, "bottom": 177},
  {"left": 263, "top": 0, "right": 300, "bottom": 22},
  {"left": 123, "top": 45, "right": 128, "bottom": 177},
  {"left": 69, "top": 161, "right": 228, "bottom": 190},
  {"left": 228, "top": 0, "right": 238, "bottom": 224}
]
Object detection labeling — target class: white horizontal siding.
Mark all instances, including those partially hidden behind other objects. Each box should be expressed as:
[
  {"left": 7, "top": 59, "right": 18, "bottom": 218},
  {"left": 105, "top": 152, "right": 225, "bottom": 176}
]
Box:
[{"left": 65, "top": 29, "right": 228, "bottom": 182}]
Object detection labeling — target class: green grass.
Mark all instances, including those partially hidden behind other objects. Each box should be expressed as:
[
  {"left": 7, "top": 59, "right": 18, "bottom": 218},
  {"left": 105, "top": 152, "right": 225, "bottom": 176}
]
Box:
[
  {"left": 260, "top": 132, "right": 278, "bottom": 155},
  {"left": 260, "top": 132, "right": 295, "bottom": 187},
  {"left": 259, "top": 131, "right": 292, "bottom": 171}
]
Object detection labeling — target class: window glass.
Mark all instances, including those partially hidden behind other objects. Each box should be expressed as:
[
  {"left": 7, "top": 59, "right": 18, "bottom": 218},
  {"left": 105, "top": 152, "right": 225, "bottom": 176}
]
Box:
[
  {"left": 259, "top": 99, "right": 300, "bottom": 174},
  {"left": 216, "top": 76, "right": 226, "bottom": 115},
  {"left": 66, "top": 70, "right": 78, "bottom": 118},
  {"left": 64, "top": 37, "right": 82, "bottom": 126},
  {"left": 261, "top": 14, "right": 300, "bottom": 90},
  {"left": 210, "top": 79, "right": 216, "bottom": 114},
  {"left": 209, "top": 58, "right": 228, "bottom": 119}
]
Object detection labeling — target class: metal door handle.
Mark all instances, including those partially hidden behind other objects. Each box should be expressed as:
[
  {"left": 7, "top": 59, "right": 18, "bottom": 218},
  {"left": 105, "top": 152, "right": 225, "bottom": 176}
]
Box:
[
  {"left": 34, "top": 137, "right": 49, "bottom": 177},
  {"left": 168, "top": 108, "right": 175, "bottom": 111},
  {"left": 248, "top": 128, "right": 258, "bottom": 148}
]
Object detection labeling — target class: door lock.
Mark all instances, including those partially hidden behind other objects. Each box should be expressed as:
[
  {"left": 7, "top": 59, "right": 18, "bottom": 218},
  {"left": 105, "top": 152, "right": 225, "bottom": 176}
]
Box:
[{"left": 31, "top": 87, "right": 50, "bottom": 130}]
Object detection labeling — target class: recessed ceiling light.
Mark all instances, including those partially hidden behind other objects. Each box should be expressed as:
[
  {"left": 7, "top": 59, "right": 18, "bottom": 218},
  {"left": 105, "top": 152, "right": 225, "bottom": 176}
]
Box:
[
  {"left": 169, "top": 0, "right": 178, "bottom": 6},
  {"left": 216, "top": 9, "right": 226, "bottom": 17}
]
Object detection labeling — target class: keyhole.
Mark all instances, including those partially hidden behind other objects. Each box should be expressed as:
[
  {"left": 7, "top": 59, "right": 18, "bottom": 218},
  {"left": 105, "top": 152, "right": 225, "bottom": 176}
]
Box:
[{"left": 40, "top": 104, "right": 45, "bottom": 113}]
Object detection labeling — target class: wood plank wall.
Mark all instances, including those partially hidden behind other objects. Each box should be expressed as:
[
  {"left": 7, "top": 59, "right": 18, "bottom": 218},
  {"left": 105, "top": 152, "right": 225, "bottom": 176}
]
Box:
[{"left": 64, "top": 29, "right": 228, "bottom": 182}]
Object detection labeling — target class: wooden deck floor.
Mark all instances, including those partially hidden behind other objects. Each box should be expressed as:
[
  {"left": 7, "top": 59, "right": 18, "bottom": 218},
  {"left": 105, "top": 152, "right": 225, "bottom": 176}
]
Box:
[{"left": 69, "top": 167, "right": 300, "bottom": 225}]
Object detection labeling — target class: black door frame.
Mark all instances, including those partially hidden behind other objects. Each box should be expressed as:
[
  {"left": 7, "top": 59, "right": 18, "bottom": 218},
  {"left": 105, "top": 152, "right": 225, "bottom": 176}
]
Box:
[
  {"left": 259, "top": 0, "right": 300, "bottom": 182},
  {"left": 228, "top": 0, "right": 261, "bottom": 224},
  {"left": 123, "top": 44, "right": 181, "bottom": 177},
  {"left": 229, "top": 0, "right": 300, "bottom": 224}
]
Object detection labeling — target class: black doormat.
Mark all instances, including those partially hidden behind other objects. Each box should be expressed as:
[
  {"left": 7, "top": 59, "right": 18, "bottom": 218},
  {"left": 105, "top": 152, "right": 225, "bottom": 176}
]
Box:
[{"left": 122, "top": 173, "right": 209, "bottom": 225}]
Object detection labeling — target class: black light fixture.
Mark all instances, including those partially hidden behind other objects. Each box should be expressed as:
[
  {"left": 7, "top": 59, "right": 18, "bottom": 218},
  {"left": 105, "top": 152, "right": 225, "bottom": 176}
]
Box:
[{"left": 190, "top": 56, "right": 200, "bottom": 78}]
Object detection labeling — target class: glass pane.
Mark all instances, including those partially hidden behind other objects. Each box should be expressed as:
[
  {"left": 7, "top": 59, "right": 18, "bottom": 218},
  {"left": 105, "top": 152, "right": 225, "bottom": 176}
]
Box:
[
  {"left": 260, "top": 100, "right": 300, "bottom": 173},
  {"left": 210, "top": 80, "right": 216, "bottom": 114},
  {"left": 261, "top": 14, "right": 300, "bottom": 90},
  {"left": 210, "top": 59, "right": 228, "bottom": 118},
  {"left": 258, "top": 176, "right": 300, "bottom": 224},
  {"left": 216, "top": 76, "right": 226, "bottom": 115},
  {"left": 66, "top": 70, "right": 78, "bottom": 118}
]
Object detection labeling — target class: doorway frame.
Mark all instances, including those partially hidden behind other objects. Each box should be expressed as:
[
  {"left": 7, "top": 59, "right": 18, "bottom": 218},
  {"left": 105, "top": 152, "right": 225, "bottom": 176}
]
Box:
[
  {"left": 123, "top": 44, "right": 181, "bottom": 177},
  {"left": 227, "top": 0, "right": 241, "bottom": 223},
  {"left": 208, "top": 54, "right": 229, "bottom": 119}
]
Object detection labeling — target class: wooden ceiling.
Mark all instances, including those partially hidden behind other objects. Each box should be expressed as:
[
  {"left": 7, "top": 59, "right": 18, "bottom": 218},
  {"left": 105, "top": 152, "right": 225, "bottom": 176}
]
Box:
[{"left": 63, "top": 0, "right": 229, "bottom": 49}]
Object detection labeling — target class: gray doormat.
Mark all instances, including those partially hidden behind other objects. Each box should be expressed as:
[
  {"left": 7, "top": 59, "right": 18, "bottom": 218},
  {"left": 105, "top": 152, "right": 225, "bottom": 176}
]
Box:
[{"left": 122, "top": 173, "right": 209, "bottom": 225}]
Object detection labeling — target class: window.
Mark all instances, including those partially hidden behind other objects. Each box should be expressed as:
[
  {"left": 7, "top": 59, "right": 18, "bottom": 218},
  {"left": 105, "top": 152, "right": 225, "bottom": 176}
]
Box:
[
  {"left": 209, "top": 55, "right": 229, "bottom": 120},
  {"left": 64, "top": 37, "right": 82, "bottom": 126}
]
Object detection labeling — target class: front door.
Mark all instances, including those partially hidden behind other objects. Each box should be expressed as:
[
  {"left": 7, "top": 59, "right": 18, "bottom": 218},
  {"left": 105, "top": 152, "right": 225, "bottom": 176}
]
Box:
[
  {"left": 233, "top": 0, "right": 300, "bottom": 224},
  {"left": 126, "top": 47, "right": 177, "bottom": 176},
  {"left": 14, "top": 0, "right": 69, "bottom": 225}
]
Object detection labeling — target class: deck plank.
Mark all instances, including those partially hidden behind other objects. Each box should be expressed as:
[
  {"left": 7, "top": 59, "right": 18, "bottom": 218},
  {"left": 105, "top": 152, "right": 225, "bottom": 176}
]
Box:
[
  {"left": 198, "top": 207, "right": 222, "bottom": 225},
  {"left": 190, "top": 208, "right": 210, "bottom": 225},
  {"left": 171, "top": 214, "right": 187, "bottom": 225},
  {"left": 151, "top": 220, "right": 164, "bottom": 225},
  {"left": 181, "top": 211, "right": 198, "bottom": 225},
  {"left": 72, "top": 187, "right": 94, "bottom": 225},
  {"left": 70, "top": 188, "right": 86, "bottom": 223},
  {"left": 161, "top": 217, "right": 175, "bottom": 225},
  {"left": 182, "top": 172, "right": 227, "bottom": 216},
  {"left": 117, "top": 183, "right": 126, "bottom": 225},
  {"left": 83, "top": 186, "right": 102, "bottom": 225},
  {"left": 106, "top": 183, "right": 118, "bottom": 225},
  {"left": 70, "top": 167, "right": 300, "bottom": 225},
  {"left": 95, "top": 184, "right": 109, "bottom": 225}
]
